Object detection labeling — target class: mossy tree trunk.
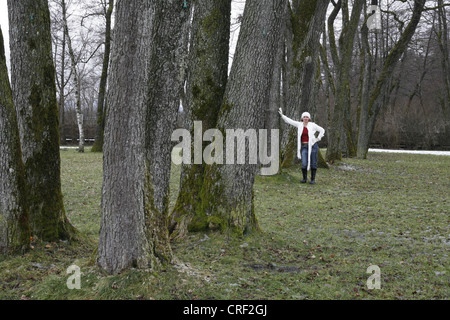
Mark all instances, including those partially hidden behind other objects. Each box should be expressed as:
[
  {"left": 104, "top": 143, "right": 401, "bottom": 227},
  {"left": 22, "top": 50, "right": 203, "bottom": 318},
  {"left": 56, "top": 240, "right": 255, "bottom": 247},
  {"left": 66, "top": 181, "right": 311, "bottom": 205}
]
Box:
[
  {"left": 8, "top": 0, "right": 76, "bottom": 241},
  {"left": 356, "top": 0, "right": 426, "bottom": 159},
  {"left": 0, "top": 26, "right": 31, "bottom": 254},
  {"left": 144, "top": 0, "right": 190, "bottom": 259},
  {"left": 195, "top": 0, "right": 286, "bottom": 236},
  {"left": 280, "top": 0, "right": 330, "bottom": 168},
  {"left": 98, "top": 0, "right": 189, "bottom": 275},
  {"left": 170, "top": 0, "right": 231, "bottom": 239},
  {"left": 91, "top": 0, "right": 114, "bottom": 153},
  {"left": 325, "top": 0, "right": 363, "bottom": 163}
]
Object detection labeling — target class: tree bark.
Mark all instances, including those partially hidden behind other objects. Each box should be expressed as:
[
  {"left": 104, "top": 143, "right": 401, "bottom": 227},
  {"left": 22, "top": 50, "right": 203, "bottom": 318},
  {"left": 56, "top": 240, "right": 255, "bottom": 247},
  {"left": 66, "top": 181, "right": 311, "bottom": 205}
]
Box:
[
  {"left": 98, "top": 0, "right": 155, "bottom": 274},
  {"left": 98, "top": 0, "right": 189, "bottom": 274},
  {"left": 91, "top": 0, "right": 114, "bottom": 153},
  {"left": 0, "top": 26, "right": 31, "bottom": 254},
  {"left": 326, "top": 0, "right": 364, "bottom": 163},
  {"left": 195, "top": 0, "right": 286, "bottom": 236},
  {"left": 144, "top": 0, "right": 190, "bottom": 255},
  {"left": 8, "top": 0, "right": 76, "bottom": 241},
  {"left": 170, "top": 0, "right": 231, "bottom": 239}
]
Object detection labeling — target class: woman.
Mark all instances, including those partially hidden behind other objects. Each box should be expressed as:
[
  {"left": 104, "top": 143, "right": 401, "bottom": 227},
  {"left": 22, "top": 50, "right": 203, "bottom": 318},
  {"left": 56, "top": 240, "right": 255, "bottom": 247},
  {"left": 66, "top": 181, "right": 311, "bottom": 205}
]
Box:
[{"left": 278, "top": 108, "right": 325, "bottom": 184}]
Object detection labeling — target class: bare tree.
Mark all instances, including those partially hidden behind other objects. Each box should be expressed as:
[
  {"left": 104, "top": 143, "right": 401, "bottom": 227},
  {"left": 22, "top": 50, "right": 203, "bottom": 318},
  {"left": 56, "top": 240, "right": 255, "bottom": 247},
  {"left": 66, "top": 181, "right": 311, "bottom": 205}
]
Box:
[
  {"left": 325, "top": 0, "right": 364, "bottom": 163},
  {"left": 436, "top": 0, "right": 450, "bottom": 139},
  {"left": 356, "top": 0, "right": 427, "bottom": 158},
  {"left": 61, "top": 0, "right": 85, "bottom": 152},
  {"left": 91, "top": 0, "right": 114, "bottom": 152}
]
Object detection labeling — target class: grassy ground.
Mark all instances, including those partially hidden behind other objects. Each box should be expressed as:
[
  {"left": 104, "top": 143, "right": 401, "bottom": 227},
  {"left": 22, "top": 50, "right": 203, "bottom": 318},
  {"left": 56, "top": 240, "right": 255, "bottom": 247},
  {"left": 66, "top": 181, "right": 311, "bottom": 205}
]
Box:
[{"left": 0, "top": 148, "right": 448, "bottom": 300}]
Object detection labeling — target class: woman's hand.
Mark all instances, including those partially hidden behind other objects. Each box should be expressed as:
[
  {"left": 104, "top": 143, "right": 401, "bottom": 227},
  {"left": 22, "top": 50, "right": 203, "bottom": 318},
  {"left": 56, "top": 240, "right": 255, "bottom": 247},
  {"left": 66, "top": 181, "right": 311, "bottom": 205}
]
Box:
[{"left": 278, "top": 108, "right": 283, "bottom": 116}]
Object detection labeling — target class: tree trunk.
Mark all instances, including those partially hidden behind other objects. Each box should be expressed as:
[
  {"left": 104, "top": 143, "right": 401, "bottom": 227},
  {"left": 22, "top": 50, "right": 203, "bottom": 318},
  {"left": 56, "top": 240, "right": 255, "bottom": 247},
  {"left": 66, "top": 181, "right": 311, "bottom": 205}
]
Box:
[
  {"left": 357, "top": 13, "right": 373, "bottom": 159},
  {"left": 8, "top": 0, "right": 76, "bottom": 241},
  {"left": 326, "top": 0, "right": 363, "bottom": 163},
  {"left": 281, "top": 0, "right": 330, "bottom": 168},
  {"left": 170, "top": 0, "right": 231, "bottom": 239},
  {"left": 356, "top": 0, "right": 426, "bottom": 158},
  {"left": 0, "top": 27, "right": 31, "bottom": 254},
  {"left": 437, "top": 0, "right": 450, "bottom": 141},
  {"left": 62, "top": 0, "right": 84, "bottom": 153},
  {"left": 91, "top": 0, "right": 114, "bottom": 153},
  {"left": 98, "top": 0, "right": 189, "bottom": 274},
  {"left": 98, "top": 0, "right": 155, "bottom": 274},
  {"left": 58, "top": 24, "right": 66, "bottom": 145},
  {"left": 144, "top": 0, "right": 190, "bottom": 254},
  {"left": 196, "top": 0, "right": 286, "bottom": 236}
]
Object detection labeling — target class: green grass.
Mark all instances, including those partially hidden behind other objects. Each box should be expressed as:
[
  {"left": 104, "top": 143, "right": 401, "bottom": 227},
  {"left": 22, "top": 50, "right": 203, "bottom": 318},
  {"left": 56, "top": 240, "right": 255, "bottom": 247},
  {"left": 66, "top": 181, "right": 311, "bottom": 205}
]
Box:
[{"left": 0, "top": 148, "right": 448, "bottom": 300}]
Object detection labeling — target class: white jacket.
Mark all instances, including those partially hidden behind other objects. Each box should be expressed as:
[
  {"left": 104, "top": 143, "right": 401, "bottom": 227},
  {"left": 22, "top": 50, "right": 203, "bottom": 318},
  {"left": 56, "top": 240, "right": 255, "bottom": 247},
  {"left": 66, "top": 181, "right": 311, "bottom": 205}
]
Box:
[{"left": 281, "top": 114, "right": 325, "bottom": 171}]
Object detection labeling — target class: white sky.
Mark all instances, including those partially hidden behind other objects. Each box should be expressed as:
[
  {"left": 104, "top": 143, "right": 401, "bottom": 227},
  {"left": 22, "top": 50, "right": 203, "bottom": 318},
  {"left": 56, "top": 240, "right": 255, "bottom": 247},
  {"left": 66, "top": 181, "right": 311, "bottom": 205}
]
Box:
[
  {"left": 0, "top": 0, "right": 244, "bottom": 77},
  {"left": 0, "top": 0, "right": 10, "bottom": 71}
]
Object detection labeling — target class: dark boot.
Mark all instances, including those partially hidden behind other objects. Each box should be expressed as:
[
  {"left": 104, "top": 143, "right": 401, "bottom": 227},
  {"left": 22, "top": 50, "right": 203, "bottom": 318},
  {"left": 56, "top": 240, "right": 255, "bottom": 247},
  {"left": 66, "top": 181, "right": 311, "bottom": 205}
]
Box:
[
  {"left": 301, "top": 169, "right": 307, "bottom": 183},
  {"left": 310, "top": 169, "right": 317, "bottom": 184}
]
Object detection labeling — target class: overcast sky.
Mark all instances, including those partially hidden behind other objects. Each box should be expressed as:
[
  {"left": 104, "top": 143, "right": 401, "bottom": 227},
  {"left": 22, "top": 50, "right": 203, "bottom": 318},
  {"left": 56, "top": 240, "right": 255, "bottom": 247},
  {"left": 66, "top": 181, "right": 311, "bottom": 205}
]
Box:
[{"left": 0, "top": 0, "right": 10, "bottom": 71}]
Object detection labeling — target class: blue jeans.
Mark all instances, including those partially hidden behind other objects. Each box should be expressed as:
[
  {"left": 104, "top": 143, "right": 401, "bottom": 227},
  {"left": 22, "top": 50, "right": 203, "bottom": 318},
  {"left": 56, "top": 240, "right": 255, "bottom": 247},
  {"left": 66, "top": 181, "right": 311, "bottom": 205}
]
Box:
[{"left": 301, "top": 143, "right": 319, "bottom": 170}]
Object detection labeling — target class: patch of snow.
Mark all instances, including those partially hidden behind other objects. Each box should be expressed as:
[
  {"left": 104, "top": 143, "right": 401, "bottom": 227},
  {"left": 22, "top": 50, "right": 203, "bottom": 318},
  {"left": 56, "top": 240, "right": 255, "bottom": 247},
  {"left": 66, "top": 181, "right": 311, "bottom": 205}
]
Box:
[{"left": 369, "top": 149, "right": 450, "bottom": 156}]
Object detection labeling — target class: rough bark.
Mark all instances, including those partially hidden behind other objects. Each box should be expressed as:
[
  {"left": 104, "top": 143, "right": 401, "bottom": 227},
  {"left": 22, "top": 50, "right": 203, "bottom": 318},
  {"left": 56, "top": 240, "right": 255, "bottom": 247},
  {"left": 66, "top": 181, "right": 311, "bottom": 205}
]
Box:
[
  {"left": 170, "top": 0, "right": 231, "bottom": 239},
  {"left": 0, "top": 26, "right": 31, "bottom": 254},
  {"left": 98, "top": 0, "right": 155, "bottom": 274},
  {"left": 326, "top": 0, "right": 364, "bottom": 163},
  {"left": 195, "top": 0, "right": 286, "bottom": 236},
  {"left": 98, "top": 0, "right": 189, "bottom": 274},
  {"left": 8, "top": 0, "right": 76, "bottom": 241},
  {"left": 144, "top": 0, "right": 190, "bottom": 257},
  {"left": 91, "top": 0, "right": 114, "bottom": 153}
]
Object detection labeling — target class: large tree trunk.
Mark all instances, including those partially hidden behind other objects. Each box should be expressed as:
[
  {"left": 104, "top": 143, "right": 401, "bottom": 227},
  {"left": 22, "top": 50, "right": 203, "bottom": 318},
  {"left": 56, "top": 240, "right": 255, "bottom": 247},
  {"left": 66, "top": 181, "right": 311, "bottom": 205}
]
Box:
[
  {"left": 8, "top": 0, "right": 76, "bottom": 241},
  {"left": 194, "top": 0, "right": 285, "bottom": 236},
  {"left": 280, "top": 0, "right": 330, "bottom": 168},
  {"left": 98, "top": 0, "right": 188, "bottom": 275},
  {"left": 356, "top": 0, "right": 426, "bottom": 158},
  {"left": 0, "top": 27, "right": 31, "bottom": 254},
  {"left": 170, "top": 0, "right": 231, "bottom": 239},
  {"left": 326, "top": 0, "right": 363, "bottom": 163},
  {"left": 144, "top": 0, "right": 190, "bottom": 257},
  {"left": 91, "top": 0, "right": 114, "bottom": 153},
  {"left": 98, "top": 0, "right": 155, "bottom": 274}
]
